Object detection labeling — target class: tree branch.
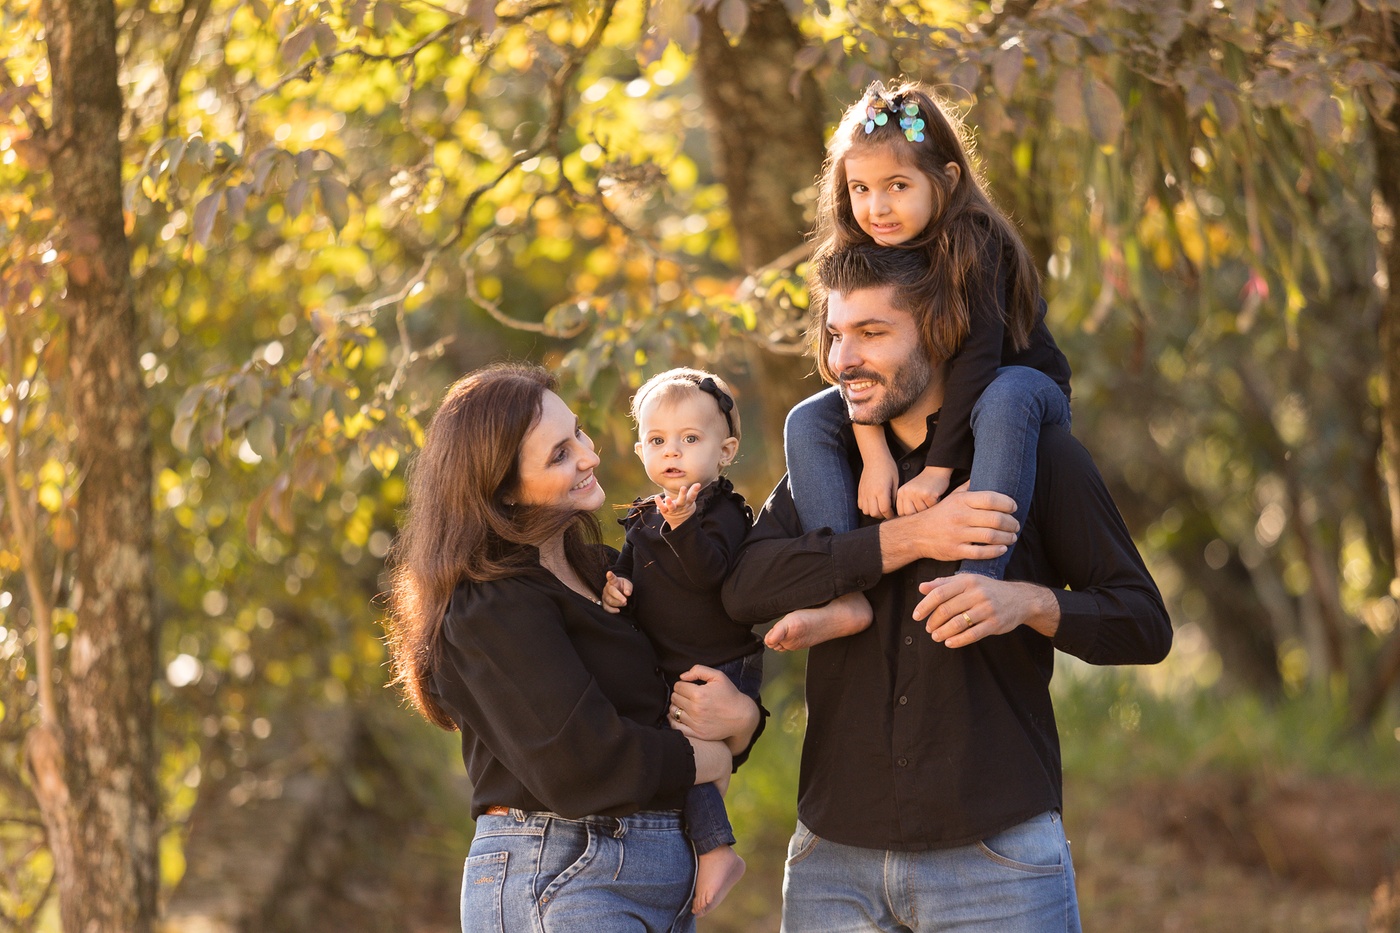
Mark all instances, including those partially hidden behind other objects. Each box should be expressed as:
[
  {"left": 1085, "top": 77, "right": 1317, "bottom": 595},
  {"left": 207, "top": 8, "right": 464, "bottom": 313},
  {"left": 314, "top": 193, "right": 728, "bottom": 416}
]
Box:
[
  {"left": 0, "top": 62, "right": 48, "bottom": 142},
  {"left": 0, "top": 307, "right": 56, "bottom": 728},
  {"left": 160, "top": 0, "right": 215, "bottom": 138}
]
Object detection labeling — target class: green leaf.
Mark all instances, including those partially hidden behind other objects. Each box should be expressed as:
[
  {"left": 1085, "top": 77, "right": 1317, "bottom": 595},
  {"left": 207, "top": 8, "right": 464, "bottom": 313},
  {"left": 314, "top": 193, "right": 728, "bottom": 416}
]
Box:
[
  {"left": 318, "top": 176, "right": 350, "bottom": 234},
  {"left": 372, "top": 0, "right": 397, "bottom": 34},
  {"left": 1320, "top": 0, "right": 1355, "bottom": 27},
  {"left": 281, "top": 25, "right": 317, "bottom": 67},
  {"left": 718, "top": 0, "right": 748, "bottom": 41},
  {"left": 286, "top": 177, "right": 310, "bottom": 218},
  {"left": 311, "top": 23, "right": 338, "bottom": 56},
  {"left": 467, "top": 0, "right": 497, "bottom": 31},
  {"left": 1085, "top": 77, "right": 1124, "bottom": 148},
  {"left": 235, "top": 373, "right": 264, "bottom": 408},
  {"left": 1053, "top": 70, "right": 1085, "bottom": 131},
  {"left": 992, "top": 46, "right": 1024, "bottom": 100},
  {"left": 192, "top": 187, "right": 223, "bottom": 247},
  {"left": 172, "top": 414, "right": 197, "bottom": 451},
  {"left": 794, "top": 45, "right": 823, "bottom": 72},
  {"left": 247, "top": 414, "right": 279, "bottom": 459}
]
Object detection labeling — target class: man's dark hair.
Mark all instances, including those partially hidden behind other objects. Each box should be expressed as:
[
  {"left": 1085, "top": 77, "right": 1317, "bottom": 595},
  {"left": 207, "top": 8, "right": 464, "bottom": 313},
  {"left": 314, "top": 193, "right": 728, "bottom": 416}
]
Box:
[{"left": 810, "top": 243, "right": 931, "bottom": 384}]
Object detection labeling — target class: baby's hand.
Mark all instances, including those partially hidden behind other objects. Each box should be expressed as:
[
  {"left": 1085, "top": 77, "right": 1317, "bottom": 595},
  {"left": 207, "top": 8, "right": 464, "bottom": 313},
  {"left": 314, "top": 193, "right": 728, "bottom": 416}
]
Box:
[
  {"left": 601, "top": 571, "right": 632, "bottom": 613},
  {"left": 658, "top": 483, "right": 702, "bottom": 529},
  {"left": 897, "top": 466, "right": 953, "bottom": 516},
  {"left": 858, "top": 458, "right": 899, "bottom": 520}
]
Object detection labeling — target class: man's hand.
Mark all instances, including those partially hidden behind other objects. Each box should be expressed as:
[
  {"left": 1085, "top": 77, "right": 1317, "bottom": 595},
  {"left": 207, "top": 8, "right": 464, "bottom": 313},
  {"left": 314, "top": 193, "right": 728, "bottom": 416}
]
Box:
[
  {"left": 896, "top": 465, "right": 952, "bottom": 516},
  {"left": 600, "top": 571, "right": 632, "bottom": 613},
  {"left": 879, "top": 482, "right": 1018, "bottom": 572},
  {"left": 659, "top": 483, "right": 702, "bottom": 529},
  {"left": 913, "top": 572, "right": 1060, "bottom": 647},
  {"left": 858, "top": 456, "right": 899, "bottom": 520}
]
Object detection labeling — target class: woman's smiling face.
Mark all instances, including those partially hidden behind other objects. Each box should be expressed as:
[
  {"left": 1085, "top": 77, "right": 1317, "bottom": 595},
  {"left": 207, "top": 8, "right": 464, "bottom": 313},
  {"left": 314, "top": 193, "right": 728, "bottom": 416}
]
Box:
[{"left": 513, "top": 390, "right": 606, "bottom": 512}]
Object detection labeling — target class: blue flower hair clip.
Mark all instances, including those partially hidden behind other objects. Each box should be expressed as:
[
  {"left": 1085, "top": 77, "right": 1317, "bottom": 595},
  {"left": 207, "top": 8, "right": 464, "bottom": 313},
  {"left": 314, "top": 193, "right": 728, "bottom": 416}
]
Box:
[
  {"left": 898, "top": 101, "right": 926, "bottom": 142},
  {"left": 863, "top": 94, "right": 926, "bottom": 143}
]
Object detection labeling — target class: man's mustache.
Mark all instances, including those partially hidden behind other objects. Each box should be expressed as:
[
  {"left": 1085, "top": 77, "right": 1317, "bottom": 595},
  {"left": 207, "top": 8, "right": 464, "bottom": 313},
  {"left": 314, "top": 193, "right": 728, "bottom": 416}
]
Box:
[{"left": 838, "top": 369, "right": 884, "bottom": 387}]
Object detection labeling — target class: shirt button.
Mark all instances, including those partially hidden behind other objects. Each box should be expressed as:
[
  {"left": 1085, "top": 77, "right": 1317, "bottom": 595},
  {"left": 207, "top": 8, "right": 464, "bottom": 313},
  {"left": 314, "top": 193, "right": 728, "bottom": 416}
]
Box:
[
  {"left": 897, "top": 757, "right": 909, "bottom": 767},
  {"left": 898, "top": 696, "right": 908, "bottom": 706},
  {"left": 901, "top": 462, "right": 912, "bottom": 472},
  {"left": 904, "top": 636, "right": 913, "bottom": 646}
]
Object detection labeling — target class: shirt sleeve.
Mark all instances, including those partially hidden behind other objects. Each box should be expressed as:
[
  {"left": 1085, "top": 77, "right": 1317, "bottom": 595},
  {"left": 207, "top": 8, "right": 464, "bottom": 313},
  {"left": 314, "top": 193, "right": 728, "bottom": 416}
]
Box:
[
  {"left": 926, "top": 242, "right": 1010, "bottom": 471},
  {"left": 1033, "top": 428, "right": 1174, "bottom": 665},
  {"left": 722, "top": 479, "right": 883, "bottom": 623},
  {"left": 661, "top": 494, "right": 751, "bottom": 592},
  {"left": 440, "top": 577, "right": 695, "bottom": 816},
  {"left": 611, "top": 536, "right": 636, "bottom": 581}
]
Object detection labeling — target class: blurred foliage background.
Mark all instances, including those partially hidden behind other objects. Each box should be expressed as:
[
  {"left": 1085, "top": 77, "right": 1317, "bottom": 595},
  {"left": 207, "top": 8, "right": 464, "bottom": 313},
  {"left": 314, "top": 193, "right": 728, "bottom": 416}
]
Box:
[{"left": 2, "top": 0, "right": 1400, "bottom": 929}]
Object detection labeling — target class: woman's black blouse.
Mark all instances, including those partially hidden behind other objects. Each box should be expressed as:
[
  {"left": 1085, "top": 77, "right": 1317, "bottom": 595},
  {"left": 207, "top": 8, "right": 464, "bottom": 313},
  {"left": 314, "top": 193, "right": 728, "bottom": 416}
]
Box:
[{"left": 429, "top": 554, "right": 696, "bottom": 820}]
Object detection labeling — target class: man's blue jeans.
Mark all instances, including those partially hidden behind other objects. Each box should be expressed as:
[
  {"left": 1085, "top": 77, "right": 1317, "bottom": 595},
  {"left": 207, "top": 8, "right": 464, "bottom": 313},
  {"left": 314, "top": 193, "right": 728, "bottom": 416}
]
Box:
[
  {"left": 783, "top": 367, "right": 1070, "bottom": 579},
  {"left": 780, "top": 810, "right": 1081, "bottom": 932}
]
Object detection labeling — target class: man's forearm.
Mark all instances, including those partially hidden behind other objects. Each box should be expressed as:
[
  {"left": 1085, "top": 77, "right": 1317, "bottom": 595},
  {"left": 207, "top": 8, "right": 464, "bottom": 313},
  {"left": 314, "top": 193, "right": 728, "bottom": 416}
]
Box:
[
  {"left": 877, "top": 489, "right": 1019, "bottom": 572},
  {"left": 1015, "top": 581, "right": 1061, "bottom": 638}
]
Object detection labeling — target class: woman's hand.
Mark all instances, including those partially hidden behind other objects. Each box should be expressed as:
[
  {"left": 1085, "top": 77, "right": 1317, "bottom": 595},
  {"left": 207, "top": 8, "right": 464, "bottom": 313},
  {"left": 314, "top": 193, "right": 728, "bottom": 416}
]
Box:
[
  {"left": 686, "top": 736, "right": 733, "bottom": 785},
  {"left": 669, "top": 665, "right": 759, "bottom": 754}
]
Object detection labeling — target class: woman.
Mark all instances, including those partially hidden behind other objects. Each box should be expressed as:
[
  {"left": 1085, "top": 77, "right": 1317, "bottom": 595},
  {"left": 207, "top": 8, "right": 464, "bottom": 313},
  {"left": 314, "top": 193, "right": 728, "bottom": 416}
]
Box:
[{"left": 385, "top": 363, "right": 762, "bottom": 933}]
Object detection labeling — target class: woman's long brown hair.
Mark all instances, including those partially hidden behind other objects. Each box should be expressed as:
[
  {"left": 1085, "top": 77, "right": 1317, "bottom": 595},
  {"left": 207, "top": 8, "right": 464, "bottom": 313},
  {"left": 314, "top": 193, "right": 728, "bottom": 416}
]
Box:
[
  {"left": 810, "top": 80, "right": 1041, "bottom": 379},
  {"left": 384, "top": 363, "right": 604, "bottom": 730}
]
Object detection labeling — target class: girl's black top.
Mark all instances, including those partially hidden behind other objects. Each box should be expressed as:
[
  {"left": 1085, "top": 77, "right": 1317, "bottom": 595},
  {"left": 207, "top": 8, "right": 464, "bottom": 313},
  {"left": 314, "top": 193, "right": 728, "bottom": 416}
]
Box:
[
  {"left": 613, "top": 476, "right": 763, "bottom": 683},
  {"left": 928, "top": 236, "right": 1074, "bottom": 472},
  {"left": 429, "top": 549, "right": 696, "bottom": 820}
]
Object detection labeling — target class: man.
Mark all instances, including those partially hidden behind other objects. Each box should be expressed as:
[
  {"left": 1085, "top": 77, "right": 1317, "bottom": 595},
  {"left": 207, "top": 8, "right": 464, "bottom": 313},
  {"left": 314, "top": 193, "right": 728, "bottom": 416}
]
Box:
[{"left": 722, "top": 244, "right": 1172, "bottom": 932}]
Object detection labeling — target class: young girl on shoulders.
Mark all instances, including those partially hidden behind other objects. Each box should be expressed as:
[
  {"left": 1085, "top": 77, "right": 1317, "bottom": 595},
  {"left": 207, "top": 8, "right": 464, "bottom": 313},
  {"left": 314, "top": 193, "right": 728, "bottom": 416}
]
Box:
[
  {"left": 785, "top": 79, "right": 1072, "bottom": 602},
  {"left": 601, "top": 368, "right": 764, "bottom": 918}
]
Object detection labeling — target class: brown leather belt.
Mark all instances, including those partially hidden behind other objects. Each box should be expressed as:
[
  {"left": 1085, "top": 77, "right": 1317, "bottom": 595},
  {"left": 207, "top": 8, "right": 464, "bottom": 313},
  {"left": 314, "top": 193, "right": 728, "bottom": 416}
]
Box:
[{"left": 484, "top": 806, "right": 510, "bottom": 816}]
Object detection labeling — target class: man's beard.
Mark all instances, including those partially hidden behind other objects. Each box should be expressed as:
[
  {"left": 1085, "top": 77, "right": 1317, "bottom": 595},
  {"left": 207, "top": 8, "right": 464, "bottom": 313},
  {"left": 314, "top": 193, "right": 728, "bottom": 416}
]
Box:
[{"left": 838, "top": 351, "right": 932, "bottom": 426}]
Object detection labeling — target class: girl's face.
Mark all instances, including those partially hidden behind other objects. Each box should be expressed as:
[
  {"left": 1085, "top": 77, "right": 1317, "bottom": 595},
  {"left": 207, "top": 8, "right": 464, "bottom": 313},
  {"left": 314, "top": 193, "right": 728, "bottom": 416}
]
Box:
[
  {"left": 633, "top": 392, "right": 738, "bottom": 498},
  {"left": 514, "top": 390, "right": 606, "bottom": 512},
  {"left": 844, "top": 146, "right": 953, "bottom": 246}
]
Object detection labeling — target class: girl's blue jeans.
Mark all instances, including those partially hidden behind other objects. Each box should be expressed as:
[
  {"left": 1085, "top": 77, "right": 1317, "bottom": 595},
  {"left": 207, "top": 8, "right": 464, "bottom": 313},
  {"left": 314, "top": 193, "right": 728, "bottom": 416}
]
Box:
[
  {"left": 783, "top": 366, "right": 1070, "bottom": 580},
  {"left": 683, "top": 649, "right": 764, "bottom": 854},
  {"left": 462, "top": 809, "right": 697, "bottom": 932}
]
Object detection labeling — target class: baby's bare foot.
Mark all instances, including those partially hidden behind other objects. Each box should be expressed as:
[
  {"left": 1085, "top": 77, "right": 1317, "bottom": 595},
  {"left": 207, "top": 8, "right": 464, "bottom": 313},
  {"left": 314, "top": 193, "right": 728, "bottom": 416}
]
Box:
[
  {"left": 693, "top": 845, "right": 746, "bottom": 917},
  {"left": 764, "top": 591, "right": 873, "bottom": 651}
]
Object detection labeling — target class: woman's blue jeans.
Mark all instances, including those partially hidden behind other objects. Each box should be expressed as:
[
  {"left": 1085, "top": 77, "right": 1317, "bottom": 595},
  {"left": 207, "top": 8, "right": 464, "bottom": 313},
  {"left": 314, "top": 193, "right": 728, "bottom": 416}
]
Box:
[
  {"left": 780, "top": 810, "right": 1081, "bottom": 932},
  {"left": 783, "top": 367, "right": 1070, "bottom": 579},
  {"left": 461, "top": 809, "right": 696, "bottom": 932}
]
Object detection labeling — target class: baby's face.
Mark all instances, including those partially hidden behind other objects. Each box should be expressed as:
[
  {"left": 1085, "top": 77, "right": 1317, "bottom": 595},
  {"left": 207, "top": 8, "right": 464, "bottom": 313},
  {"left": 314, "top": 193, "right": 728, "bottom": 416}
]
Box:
[{"left": 633, "top": 393, "right": 737, "bottom": 497}]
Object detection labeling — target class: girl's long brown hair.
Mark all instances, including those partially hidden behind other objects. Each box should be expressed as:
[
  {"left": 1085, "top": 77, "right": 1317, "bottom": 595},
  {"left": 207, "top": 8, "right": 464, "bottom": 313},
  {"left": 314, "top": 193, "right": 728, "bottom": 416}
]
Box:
[
  {"left": 810, "top": 80, "right": 1040, "bottom": 380},
  {"left": 384, "top": 363, "right": 604, "bottom": 730}
]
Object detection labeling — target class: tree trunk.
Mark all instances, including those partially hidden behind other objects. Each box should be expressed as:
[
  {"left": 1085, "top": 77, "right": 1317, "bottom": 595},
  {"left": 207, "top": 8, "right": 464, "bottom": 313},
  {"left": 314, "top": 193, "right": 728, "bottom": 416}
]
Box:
[
  {"left": 692, "top": 0, "right": 829, "bottom": 456},
  {"left": 37, "top": 0, "right": 160, "bottom": 929},
  {"left": 1099, "top": 445, "right": 1284, "bottom": 697},
  {"left": 693, "top": 0, "right": 825, "bottom": 272},
  {"left": 1361, "top": 10, "right": 1400, "bottom": 728}
]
